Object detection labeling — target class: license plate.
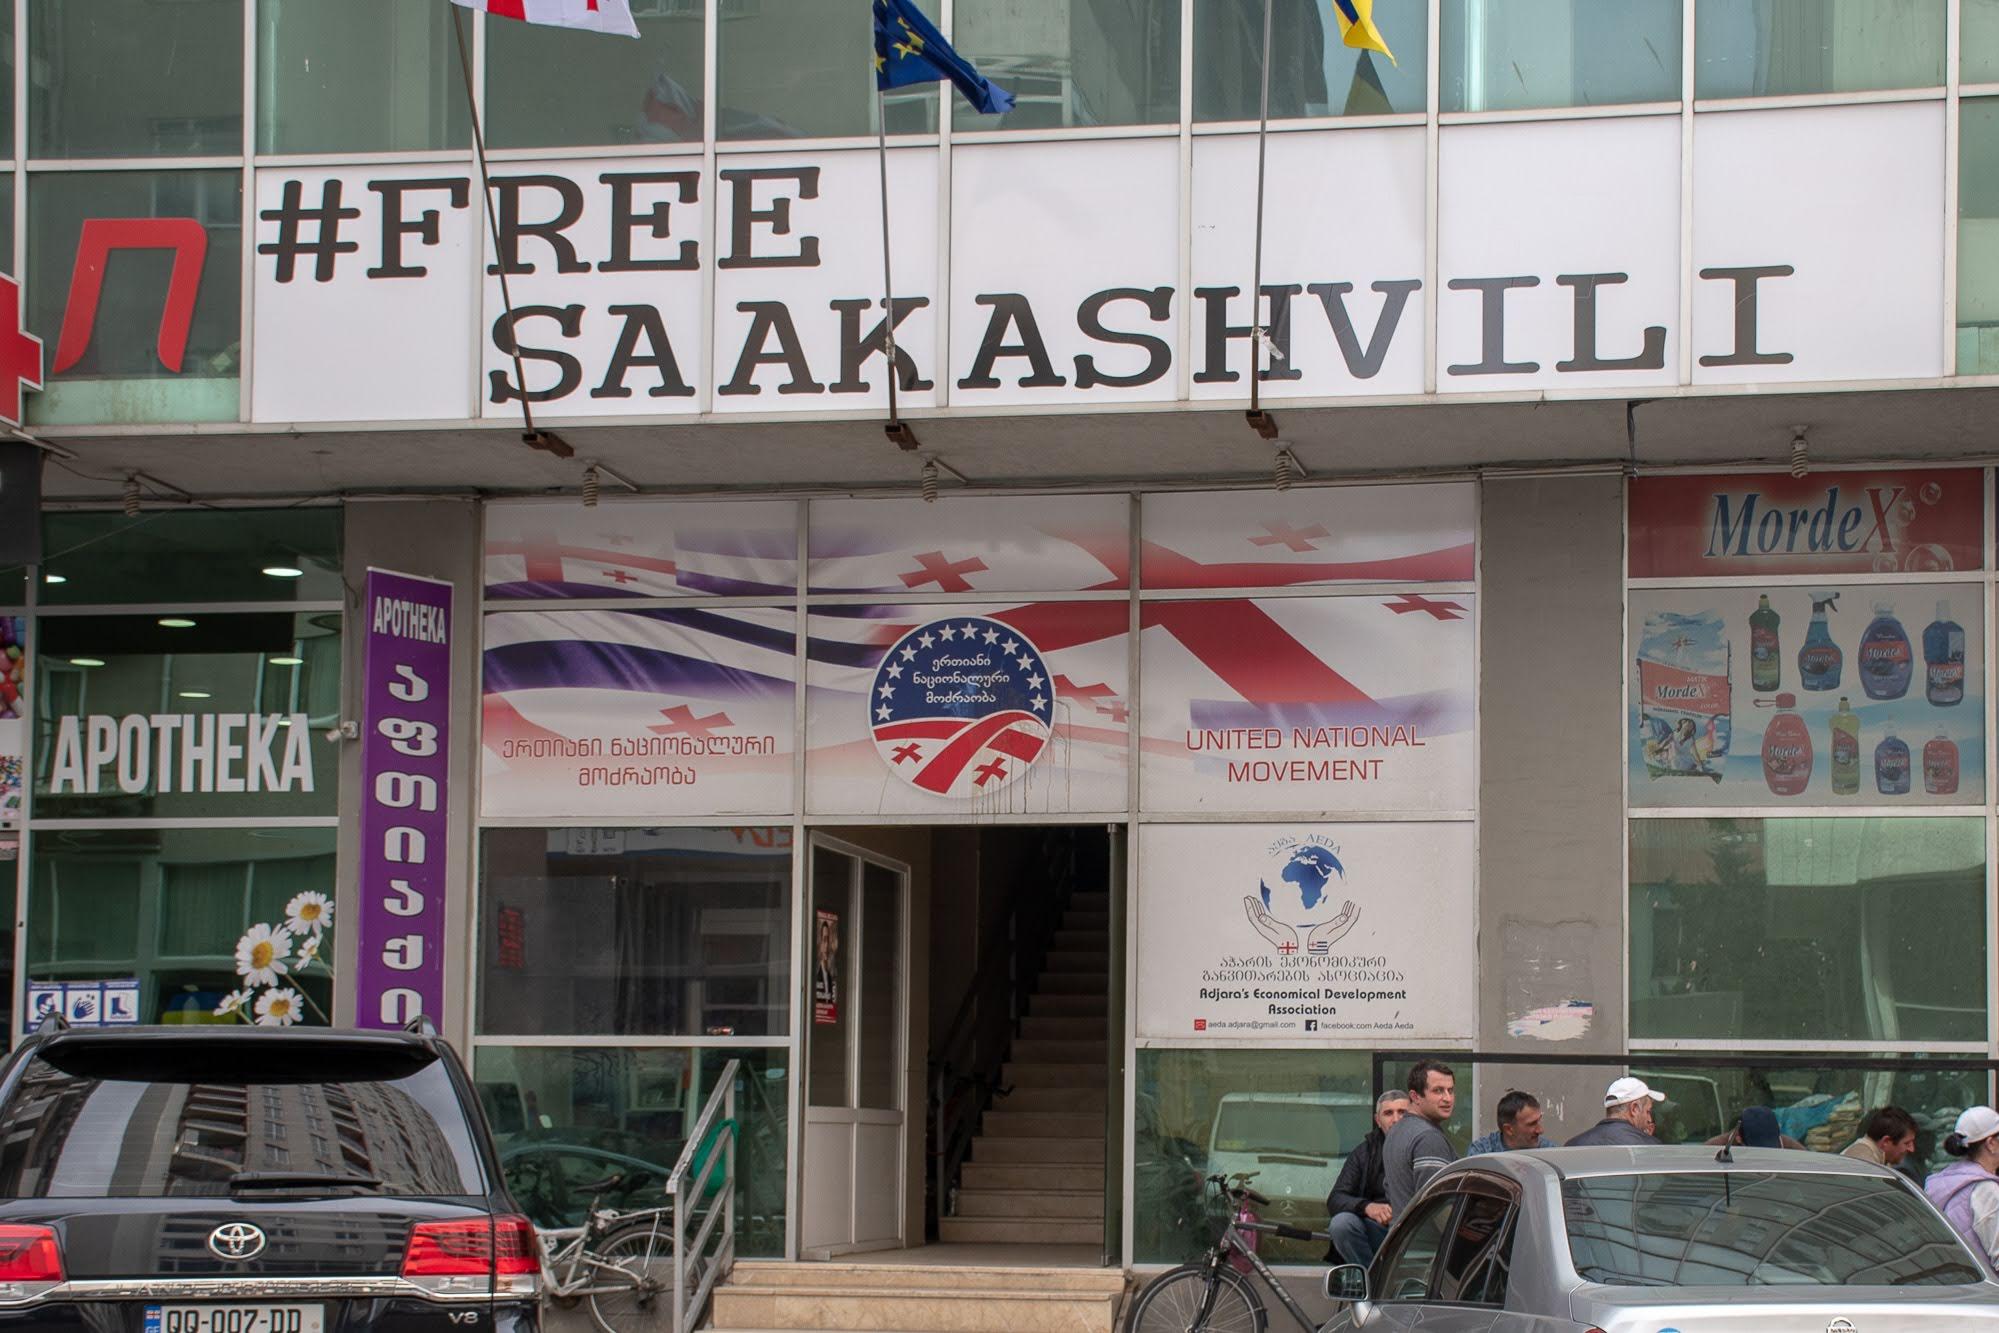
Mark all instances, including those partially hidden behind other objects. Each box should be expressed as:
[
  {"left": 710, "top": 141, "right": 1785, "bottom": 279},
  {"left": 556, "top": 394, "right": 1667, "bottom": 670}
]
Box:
[{"left": 143, "top": 1305, "right": 324, "bottom": 1333}]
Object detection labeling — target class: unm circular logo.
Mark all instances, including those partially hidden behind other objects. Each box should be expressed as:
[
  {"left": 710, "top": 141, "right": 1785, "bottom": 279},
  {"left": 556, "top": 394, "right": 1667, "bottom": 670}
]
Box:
[{"left": 870, "top": 616, "right": 1053, "bottom": 798}]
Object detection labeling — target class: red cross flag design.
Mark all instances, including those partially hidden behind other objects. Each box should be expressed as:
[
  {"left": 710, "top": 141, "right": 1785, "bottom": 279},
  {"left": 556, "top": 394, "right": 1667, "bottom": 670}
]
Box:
[{"left": 0, "top": 275, "right": 43, "bottom": 428}]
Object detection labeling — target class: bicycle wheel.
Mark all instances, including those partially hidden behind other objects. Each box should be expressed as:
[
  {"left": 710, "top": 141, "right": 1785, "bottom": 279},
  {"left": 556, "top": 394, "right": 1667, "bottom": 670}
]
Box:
[
  {"left": 587, "top": 1217, "right": 673, "bottom": 1333},
  {"left": 1125, "top": 1262, "right": 1264, "bottom": 1333}
]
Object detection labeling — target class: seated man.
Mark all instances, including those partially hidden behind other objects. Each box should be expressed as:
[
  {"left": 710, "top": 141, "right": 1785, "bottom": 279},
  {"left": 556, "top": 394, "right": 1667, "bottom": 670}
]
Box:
[
  {"left": 1325, "top": 1089, "right": 1408, "bottom": 1268},
  {"left": 1467, "top": 1090, "right": 1554, "bottom": 1154}
]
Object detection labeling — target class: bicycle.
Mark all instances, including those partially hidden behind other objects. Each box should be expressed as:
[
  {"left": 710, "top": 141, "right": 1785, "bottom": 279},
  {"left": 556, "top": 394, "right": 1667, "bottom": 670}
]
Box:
[
  {"left": 1125, "top": 1172, "right": 1335, "bottom": 1333},
  {"left": 535, "top": 1171, "right": 678, "bottom": 1333}
]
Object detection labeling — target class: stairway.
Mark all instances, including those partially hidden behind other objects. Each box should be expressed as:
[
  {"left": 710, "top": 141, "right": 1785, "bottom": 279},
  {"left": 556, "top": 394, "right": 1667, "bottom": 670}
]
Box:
[{"left": 938, "top": 890, "right": 1110, "bottom": 1246}]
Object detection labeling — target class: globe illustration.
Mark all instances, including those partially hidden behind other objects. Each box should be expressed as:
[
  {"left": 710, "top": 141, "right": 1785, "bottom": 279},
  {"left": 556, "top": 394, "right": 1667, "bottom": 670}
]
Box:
[{"left": 1259, "top": 844, "right": 1344, "bottom": 921}]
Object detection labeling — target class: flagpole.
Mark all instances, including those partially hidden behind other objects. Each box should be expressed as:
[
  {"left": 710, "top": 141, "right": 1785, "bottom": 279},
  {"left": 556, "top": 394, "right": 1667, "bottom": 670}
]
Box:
[
  {"left": 451, "top": 5, "right": 567, "bottom": 456},
  {"left": 1246, "top": 0, "right": 1275, "bottom": 432},
  {"left": 875, "top": 86, "right": 912, "bottom": 445}
]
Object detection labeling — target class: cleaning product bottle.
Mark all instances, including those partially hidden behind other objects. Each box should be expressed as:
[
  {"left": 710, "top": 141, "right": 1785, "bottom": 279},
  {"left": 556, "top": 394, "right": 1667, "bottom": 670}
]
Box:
[
  {"left": 1762, "top": 694, "right": 1812, "bottom": 797},
  {"left": 1799, "top": 592, "right": 1842, "bottom": 691},
  {"left": 1858, "top": 601, "right": 1912, "bottom": 701},
  {"left": 1749, "top": 594, "right": 1781, "bottom": 692},
  {"left": 1925, "top": 732, "right": 1961, "bottom": 796},
  {"left": 1925, "top": 599, "right": 1966, "bottom": 707},
  {"left": 1876, "top": 731, "right": 1911, "bottom": 795},
  {"left": 1830, "top": 697, "right": 1860, "bottom": 795}
]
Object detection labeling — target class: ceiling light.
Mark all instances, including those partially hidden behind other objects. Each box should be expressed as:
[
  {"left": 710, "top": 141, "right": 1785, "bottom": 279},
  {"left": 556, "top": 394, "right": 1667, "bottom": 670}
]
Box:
[
  {"left": 269, "top": 655, "right": 304, "bottom": 667},
  {"left": 261, "top": 564, "right": 304, "bottom": 579},
  {"left": 158, "top": 618, "right": 196, "bottom": 629},
  {"left": 178, "top": 690, "right": 211, "bottom": 700},
  {"left": 68, "top": 657, "right": 104, "bottom": 668},
  {"left": 41, "top": 573, "right": 64, "bottom": 585}
]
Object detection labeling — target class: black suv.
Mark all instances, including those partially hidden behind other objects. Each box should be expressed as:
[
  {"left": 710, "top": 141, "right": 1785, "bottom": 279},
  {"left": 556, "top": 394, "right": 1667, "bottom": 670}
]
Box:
[{"left": 0, "top": 1019, "right": 539, "bottom": 1331}]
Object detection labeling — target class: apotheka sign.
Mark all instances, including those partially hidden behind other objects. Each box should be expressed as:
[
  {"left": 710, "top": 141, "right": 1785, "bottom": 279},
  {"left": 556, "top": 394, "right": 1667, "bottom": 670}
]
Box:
[{"left": 47, "top": 712, "right": 314, "bottom": 794}]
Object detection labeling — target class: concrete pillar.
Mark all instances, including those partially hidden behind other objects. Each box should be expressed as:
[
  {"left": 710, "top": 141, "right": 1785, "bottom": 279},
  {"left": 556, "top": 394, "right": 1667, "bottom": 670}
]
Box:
[
  {"left": 1476, "top": 474, "right": 1626, "bottom": 1140},
  {"left": 333, "top": 499, "right": 482, "bottom": 1050}
]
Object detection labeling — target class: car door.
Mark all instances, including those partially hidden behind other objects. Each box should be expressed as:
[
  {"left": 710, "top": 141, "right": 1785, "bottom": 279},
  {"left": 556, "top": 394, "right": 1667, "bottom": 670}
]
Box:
[{"left": 1354, "top": 1190, "right": 1461, "bottom": 1330}]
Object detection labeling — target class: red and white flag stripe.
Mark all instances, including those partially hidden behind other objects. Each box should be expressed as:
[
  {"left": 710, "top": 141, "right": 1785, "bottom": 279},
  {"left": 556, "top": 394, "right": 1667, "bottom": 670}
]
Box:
[{"left": 450, "top": 0, "right": 639, "bottom": 38}]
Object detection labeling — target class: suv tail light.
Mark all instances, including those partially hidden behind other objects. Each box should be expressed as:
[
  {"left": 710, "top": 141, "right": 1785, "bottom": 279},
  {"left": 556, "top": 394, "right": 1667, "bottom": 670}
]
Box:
[
  {"left": 0, "top": 1224, "right": 62, "bottom": 1303},
  {"left": 401, "top": 1217, "right": 541, "bottom": 1299}
]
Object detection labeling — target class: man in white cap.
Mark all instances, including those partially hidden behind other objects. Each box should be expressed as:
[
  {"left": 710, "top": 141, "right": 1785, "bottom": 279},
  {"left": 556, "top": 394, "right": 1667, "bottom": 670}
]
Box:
[{"left": 1565, "top": 1076, "right": 1665, "bottom": 1147}]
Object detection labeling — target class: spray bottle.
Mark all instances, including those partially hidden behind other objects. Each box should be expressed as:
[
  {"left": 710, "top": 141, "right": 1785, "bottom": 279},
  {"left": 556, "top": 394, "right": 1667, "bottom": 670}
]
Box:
[{"left": 1798, "top": 591, "right": 1842, "bottom": 692}]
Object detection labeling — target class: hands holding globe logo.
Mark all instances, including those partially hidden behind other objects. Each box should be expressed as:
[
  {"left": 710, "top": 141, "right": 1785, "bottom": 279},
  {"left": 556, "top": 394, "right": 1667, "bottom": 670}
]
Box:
[{"left": 1241, "top": 839, "right": 1362, "bottom": 956}]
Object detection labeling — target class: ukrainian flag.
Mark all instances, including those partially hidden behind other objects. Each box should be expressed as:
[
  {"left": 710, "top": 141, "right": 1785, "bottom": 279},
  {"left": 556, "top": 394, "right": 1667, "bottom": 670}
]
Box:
[{"left": 1332, "top": 0, "right": 1395, "bottom": 66}]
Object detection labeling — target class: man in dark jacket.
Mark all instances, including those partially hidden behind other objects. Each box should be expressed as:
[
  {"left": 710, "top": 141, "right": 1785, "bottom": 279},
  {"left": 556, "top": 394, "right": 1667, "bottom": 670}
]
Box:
[
  {"left": 1324, "top": 1089, "right": 1409, "bottom": 1265},
  {"left": 1566, "top": 1076, "right": 1665, "bottom": 1147}
]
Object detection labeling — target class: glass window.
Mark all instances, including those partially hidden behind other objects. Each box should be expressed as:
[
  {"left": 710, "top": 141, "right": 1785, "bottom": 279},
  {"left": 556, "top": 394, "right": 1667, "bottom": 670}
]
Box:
[
  {"left": 1441, "top": 0, "right": 1681, "bottom": 113},
  {"left": 1564, "top": 1171, "right": 1982, "bottom": 1286},
  {"left": 1194, "top": 0, "right": 1425, "bottom": 121},
  {"left": 1634, "top": 1059, "right": 1988, "bottom": 1183},
  {"left": 27, "top": 826, "right": 336, "bottom": 1027},
  {"left": 26, "top": 171, "right": 242, "bottom": 426},
  {"left": 33, "top": 611, "right": 341, "bottom": 821},
  {"left": 856, "top": 860, "right": 901, "bottom": 1110},
  {"left": 1695, "top": 0, "right": 1943, "bottom": 100},
  {"left": 1133, "top": 1048, "right": 1475, "bottom": 1265},
  {"left": 0, "top": 1044, "right": 483, "bottom": 1197},
  {"left": 0, "top": 4, "right": 13, "bottom": 162},
  {"left": 478, "top": 828, "right": 791, "bottom": 1039},
  {"left": 1629, "top": 818, "right": 1987, "bottom": 1045},
  {"left": 1970, "top": 0, "right": 1999, "bottom": 83},
  {"left": 1961, "top": 98, "right": 1999, "bottom": 372},
  {"left": 717, "top": 0, "right": 936, "bottom": 139},
  {"left": 1375, "top": 1192, "right": 1453, "bottom": 1300},
  {"left": 1435, "top": 1189, "right": 1512, "bottom": 1304},
  {"left": 473, "top": 1045, "right": 787, "bottom": 1257},
  {"left": 29, "top": 0, "right": 243, "bottom": 159},
  {"left": 40, "top": 509, "right": 342, "bottom": 606},
  {"left": 951, "top": 0, "right": 1181, "bottom": 130},
  {"left": 808, "top": 846, "right": 851, "bottom": 1105},
  {"left": 486, "top": 3, "right": 703, "bottom": 148},
  {"left": 257, "top": 0, "right": 470, "bottom": 155}
]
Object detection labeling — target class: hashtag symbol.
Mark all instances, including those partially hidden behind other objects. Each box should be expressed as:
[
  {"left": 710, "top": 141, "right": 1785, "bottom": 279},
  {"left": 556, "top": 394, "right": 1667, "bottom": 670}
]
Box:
[{"left": 256, "top": 179, "right": 361, "bottom": 283}]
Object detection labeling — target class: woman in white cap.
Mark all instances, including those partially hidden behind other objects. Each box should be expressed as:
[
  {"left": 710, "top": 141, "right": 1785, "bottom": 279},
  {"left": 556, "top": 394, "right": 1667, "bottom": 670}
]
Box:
[{"left": 1924, "top": 1106, "right": 1999, "bottom": 1265}]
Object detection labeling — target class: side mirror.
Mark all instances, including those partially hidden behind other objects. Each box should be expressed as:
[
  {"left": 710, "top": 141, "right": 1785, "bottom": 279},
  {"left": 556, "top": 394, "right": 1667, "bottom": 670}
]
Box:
[{"left": 1324, "top": 1264, "right": 1369, "bottom": 1304}]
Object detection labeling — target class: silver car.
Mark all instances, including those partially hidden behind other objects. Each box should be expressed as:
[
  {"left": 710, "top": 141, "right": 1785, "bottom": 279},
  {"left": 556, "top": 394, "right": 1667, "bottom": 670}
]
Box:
[{"left": 1322, "top": 1145, "right": 1999, "bottom": 1331}]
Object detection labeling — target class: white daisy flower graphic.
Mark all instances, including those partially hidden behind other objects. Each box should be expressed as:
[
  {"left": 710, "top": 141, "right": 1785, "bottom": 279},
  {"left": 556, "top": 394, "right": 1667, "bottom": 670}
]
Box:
[
  {"left": 295, "top": 934, "right": 320, "bottom": 968},
  {"left": 284, "top": 891, "right": 333, "bottom": 937},
  {"left": 214, "top": 988, "right": 252, "bottom": 1018},
  {"left": 254, "top": 988, "right": 304, "bottom": 1027},
  {"left": 234, "top": 922, "right": 294, "bottom": 987}
]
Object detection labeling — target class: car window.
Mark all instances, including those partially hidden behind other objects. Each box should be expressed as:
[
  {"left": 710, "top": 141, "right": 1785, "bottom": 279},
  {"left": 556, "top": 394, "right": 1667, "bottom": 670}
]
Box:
[
  {"left": 1374, "top": 1193, "right": 1456, "bottom": 1301},
  {"left": 1564, "top": 1171, "right": 1984, "bottom": 1287},
  {"left": 0, "top": 1047, "right": 486, "bottom": 1198},
  {"left": 1436, "top": 1188, "right": 1514, "bottom": 1306}
]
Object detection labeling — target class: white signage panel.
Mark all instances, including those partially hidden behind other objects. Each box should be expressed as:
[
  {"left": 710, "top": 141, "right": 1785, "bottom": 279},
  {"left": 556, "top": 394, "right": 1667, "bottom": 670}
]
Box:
[
  {"left": 808, "top": 493, "right": 1128, "bottom": 593},
  {"left": 1140, "top": 483, "right": 1475, "bottom": 588},
  {"left": 1189, "top": 129, "right": 1426, "bottom": 398},
  {"left": 949, "top": 138, "right": 1181, "bottom": 406},
  {"left": 713, "top": 148, "right": 940, "bottom": 413},
  {"left": 1438, "top": 116, "right": 1681, "bottom": 393},
  {"left": 1693, "top": 103, "right": 1945, "bottom": 384},
  {"left": 1136, "top": 821, "right": 1476, "bottom": 1042},
  {"left": 484, "top": 498, "right": 799, "bottom": 599},
  {"left": 479, "top": 156, "right": 708, "bottom": 418},
  {"left": 252, "top": 166, "right": 478, "bottom": 422}
]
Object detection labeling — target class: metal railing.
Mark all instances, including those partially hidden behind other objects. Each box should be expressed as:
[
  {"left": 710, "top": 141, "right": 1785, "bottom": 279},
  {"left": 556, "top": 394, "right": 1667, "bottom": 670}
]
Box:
[{"left": 666, "top": 1057, "right": 738, "bottom": 1333}]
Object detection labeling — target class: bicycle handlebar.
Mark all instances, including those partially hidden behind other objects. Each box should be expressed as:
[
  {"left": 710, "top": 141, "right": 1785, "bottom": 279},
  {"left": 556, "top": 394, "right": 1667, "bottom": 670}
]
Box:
[{"left": 1206, "top": 1173, "right": 1270, "bottom": 1206}]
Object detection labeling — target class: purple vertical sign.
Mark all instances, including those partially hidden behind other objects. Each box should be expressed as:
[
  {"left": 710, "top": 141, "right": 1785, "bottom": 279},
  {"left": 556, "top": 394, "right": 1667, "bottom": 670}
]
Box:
[{"left": 357, "top": 569, "right": 453, "bottom": 1030}]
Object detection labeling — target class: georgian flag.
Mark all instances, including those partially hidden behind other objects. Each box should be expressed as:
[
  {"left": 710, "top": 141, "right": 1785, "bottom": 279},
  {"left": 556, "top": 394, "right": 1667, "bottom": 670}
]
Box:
[{"left": 450, "top": 0, "right": 639, "bottom": 38}]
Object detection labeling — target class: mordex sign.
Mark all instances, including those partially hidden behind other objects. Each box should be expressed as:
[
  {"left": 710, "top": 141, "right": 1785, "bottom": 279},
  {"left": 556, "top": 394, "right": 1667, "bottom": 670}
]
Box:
[{"left": 1629, "top": 468, "right": 1986, "bottom": 579}]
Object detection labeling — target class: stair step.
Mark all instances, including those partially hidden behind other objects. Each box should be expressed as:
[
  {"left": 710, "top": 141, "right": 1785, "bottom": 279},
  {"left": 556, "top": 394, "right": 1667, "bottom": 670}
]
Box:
[
  {"left": 983, "top": 1110, "right": 1103, "bottom": 1138},
  {"left": 973, "top": 1134, "right": 1107, "bottom": 1164},
  {"left": 1041, "top": 950, "right": 1103, "bottom": 973},
  {"left": 939, "top": 1216, "right": 1103, "bottom": 1245},
  {"left": 725, "top": 1260, "right": 1126, "bottom": 1295},
  {"left": 1069, "top": 891, "right": 1110, "bottom": 910},
  {"left": 1019, "top": 1014, "right": 1107, "bottom": 1040},
  {"left": 1053, "top": 929, "right": 1109, "bottom": 951},
  {"left": 1037, "top": 972, "right": 1107, "bottom": 995},
  {"left": 1003, "top": 1061, "right": 1108, "bottom": 1087},
  {"left": 1029, "top": 992, "right": 1107, "bottom": 1017},
  {"left": 1010, "top": 1038, "right": 1104, "bottom": 1065},
  {"left": 1064, "top": 911, "right": 1110, "bottom": 931},
  {"left": 714, "top": 1283, "right": 1115, "bottom": 1331},
  {"left": 956, "top": 1188, "right": 1106, "bottom": 1219},
  {"left": 998, "top": 1085, "right": 1107, "bottom": 1112},
  {"left": 961, "top": 1161, "right": 1106, "bottom": 1191}
]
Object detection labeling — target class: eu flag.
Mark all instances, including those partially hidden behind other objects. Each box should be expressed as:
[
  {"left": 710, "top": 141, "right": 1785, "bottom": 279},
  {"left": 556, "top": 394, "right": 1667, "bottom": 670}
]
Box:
[{"left": 873, "top": 0, "right": 1014, "bottom": 116}]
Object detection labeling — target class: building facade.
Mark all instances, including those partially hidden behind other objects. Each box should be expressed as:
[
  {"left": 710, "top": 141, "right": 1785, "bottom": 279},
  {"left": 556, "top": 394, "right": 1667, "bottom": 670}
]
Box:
[{"left": 10, "top": 0, "right": 1999, "bottom": 1271}]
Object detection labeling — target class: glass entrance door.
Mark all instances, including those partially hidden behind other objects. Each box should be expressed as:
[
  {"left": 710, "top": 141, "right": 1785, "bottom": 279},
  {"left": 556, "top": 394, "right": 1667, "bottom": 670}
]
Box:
[{"left": 801, "top": 838, "right": 907, "bottom": 1255}]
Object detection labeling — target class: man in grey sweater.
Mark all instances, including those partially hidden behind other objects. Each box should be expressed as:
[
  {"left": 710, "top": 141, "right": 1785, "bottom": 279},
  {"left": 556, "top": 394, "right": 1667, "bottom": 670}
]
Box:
[
  {"left": 1565, "top": 1076, "right": 1665, "bottom": 1146},
  {"left": 1383, "top": 1060, "right": 1458, "bottom": 1215}
]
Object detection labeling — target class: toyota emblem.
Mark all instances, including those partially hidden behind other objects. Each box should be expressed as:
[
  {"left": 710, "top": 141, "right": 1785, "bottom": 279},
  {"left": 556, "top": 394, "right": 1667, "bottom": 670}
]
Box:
[{"left": 207, "top": 1222, "right": 266, "bottom": 1261}]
